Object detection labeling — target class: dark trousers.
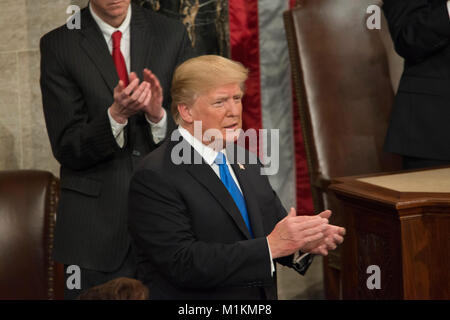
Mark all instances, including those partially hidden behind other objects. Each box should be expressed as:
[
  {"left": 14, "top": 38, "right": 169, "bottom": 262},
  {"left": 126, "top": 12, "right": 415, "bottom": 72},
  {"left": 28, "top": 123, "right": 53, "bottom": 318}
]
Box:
[
  {"left": 63, "top": 246, "right": 137, "bottom": 300},
  {"left": 402, "top": 156, "right": 450, "bottom": 170}
]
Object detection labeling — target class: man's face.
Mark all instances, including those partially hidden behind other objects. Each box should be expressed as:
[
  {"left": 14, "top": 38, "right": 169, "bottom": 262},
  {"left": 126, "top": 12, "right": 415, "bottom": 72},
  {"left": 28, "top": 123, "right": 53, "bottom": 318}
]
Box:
[
  {"left": 190, "top": 83, "right": 243, "bottom": 145},
  {"left": 90, "top": 0, "right": 130, "bottom": 19}
]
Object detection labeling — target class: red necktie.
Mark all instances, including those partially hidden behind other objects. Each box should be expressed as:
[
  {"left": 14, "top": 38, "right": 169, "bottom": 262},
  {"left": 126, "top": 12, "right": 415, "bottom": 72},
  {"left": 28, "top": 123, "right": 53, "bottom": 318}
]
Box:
[{"left": 112, "top": 31, "right": 129, "bottom": 86}]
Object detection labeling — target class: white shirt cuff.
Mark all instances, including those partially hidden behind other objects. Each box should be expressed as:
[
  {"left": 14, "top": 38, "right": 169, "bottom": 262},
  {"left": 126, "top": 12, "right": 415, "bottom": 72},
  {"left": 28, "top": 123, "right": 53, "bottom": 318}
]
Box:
[
  {"left": 447, "top": 0, "right": 450, "bottom": 18},
  {"left": 145, "top": 109, "right": 167, "bottom": 144},
  {"left": 107, "top": 108, "right": 127, "bottom": 148},
  {"left": 266, "top": 237, "right": 275, "bottom": 277}
]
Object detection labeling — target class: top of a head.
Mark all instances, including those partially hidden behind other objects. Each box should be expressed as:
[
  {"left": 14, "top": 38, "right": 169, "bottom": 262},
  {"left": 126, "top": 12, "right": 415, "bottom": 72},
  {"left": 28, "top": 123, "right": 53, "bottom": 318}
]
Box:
[
  {"left": 170, "top": 55, "right": 249, "bottom": 122},
  {"left": 172, "top": 55, "right": 248, "bottom": 95},
  {"left": 77, "top": 277, "right": 149, "bottom": 300}
]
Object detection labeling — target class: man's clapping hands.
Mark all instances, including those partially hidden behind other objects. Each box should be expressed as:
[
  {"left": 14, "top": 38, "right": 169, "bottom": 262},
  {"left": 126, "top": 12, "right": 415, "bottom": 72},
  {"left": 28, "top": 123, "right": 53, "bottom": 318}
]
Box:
[
  {"left": 267, "top": 208, "right": 345, "bottom": 259},
  {"left": 109, "top": 69, "right": 164, "bottom": 124}
]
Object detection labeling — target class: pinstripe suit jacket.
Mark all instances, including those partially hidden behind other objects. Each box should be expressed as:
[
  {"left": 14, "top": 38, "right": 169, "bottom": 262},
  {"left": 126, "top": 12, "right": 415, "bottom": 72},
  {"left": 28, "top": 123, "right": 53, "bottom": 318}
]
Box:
[{"left": 40, "top": 3, "right": 194, "bottom": 271}]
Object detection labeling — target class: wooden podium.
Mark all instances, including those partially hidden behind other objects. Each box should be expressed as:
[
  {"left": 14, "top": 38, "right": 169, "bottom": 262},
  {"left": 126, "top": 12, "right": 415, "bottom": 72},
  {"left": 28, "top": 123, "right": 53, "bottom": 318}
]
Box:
[{"left": 329, "top": 167, "right": 450, "bottom": 299}]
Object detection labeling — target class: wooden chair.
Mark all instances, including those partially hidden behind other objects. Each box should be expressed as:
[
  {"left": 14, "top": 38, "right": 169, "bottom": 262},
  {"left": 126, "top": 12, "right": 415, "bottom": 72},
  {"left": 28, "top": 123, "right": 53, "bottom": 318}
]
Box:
[
  {"left": 0, "top": 170, "right": 64, "bottom": 299},
  {"left": 284, "top": 0, "right": 403, "bottom": 298}
]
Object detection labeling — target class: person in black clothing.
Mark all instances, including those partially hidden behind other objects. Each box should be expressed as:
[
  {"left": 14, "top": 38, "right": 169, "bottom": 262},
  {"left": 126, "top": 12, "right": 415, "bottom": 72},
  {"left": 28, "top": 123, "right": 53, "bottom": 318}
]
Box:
[
  {"left": 383, "top": 0, "right": 450, "bottom": 169},
  {"left": 40, "top": 0, "right": 194, "bottom": 298}
]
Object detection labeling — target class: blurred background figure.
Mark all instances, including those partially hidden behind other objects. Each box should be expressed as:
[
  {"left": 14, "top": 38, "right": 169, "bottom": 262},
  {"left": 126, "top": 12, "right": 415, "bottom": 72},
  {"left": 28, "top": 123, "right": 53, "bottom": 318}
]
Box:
[
  {"left": 383, "top": 0, "right": 450, "bottom": 169},
  {"left": 77, "top": 277, "right": 149, "bottom": 300}
]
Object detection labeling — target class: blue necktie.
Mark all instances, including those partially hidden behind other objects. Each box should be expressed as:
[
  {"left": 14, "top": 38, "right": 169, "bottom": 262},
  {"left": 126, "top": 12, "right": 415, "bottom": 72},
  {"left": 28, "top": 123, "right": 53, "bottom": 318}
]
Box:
[{"left": 214, "top": 152, "right": 253, "bottom": 238}]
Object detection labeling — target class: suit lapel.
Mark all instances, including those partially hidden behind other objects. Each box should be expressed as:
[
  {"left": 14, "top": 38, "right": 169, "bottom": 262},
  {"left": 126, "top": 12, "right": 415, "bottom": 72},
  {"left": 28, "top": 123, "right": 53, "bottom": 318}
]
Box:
[
  {"left": 130, "top": 3, "right": 154, "bottom": 79},
  {"left": 230, "top": 162, "right": 265, "bottom": 239},
  {"left": 79, "top": 7, "right": 118, "bottom": 94},
  {"left": 187, "top": 163, "right": 253, "bottom": 240},
  {"left": 174, "top": 138, "right": 252, "bottom": 240}
]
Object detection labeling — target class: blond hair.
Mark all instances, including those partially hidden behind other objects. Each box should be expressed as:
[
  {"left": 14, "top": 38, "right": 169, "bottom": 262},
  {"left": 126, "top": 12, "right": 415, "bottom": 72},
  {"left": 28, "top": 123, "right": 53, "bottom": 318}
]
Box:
[{"left": 170, "top": 55, "right": 249, "bottom": 124}]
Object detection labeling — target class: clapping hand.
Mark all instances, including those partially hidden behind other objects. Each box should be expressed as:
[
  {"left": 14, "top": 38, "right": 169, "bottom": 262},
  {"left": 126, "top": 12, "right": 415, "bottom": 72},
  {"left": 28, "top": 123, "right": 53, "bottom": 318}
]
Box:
[
  {"left": 142, "top": 68, "right": 164, "bottom": 123},
  {"left": 109, "top": 72, "right": 152, "bottom": 124}
]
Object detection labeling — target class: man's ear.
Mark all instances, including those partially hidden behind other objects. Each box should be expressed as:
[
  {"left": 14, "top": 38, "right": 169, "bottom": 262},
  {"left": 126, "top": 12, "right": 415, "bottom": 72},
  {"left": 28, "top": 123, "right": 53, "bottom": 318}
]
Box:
[{"left": 178, "top": 104, "right": 193, "bottom": 124}]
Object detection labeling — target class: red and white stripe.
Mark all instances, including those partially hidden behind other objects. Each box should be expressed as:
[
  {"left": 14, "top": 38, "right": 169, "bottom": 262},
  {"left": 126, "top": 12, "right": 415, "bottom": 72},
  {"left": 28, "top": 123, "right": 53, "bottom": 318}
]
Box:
[{"left": 229, "top": 0, "right": 313, "bottom": 214}]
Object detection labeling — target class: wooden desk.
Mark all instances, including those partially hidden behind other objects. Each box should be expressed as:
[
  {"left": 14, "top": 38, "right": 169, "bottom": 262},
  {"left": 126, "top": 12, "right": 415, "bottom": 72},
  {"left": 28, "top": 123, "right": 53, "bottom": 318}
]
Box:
[{"left": 329, "top": 167, "right": 450, "bottom": 299}]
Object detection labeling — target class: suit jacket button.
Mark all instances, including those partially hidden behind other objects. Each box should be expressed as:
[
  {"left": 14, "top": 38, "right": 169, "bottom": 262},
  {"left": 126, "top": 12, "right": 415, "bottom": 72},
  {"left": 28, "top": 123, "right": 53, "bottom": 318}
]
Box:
[{"left": 132, "top": 150, "right": 141, "bottom": 156}]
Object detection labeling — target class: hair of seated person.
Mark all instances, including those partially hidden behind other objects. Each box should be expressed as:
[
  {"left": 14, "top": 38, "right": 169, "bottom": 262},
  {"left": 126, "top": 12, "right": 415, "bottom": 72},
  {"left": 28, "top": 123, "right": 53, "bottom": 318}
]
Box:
[{"left": 76, "top": 277, "right": 149, "bottom": 300}]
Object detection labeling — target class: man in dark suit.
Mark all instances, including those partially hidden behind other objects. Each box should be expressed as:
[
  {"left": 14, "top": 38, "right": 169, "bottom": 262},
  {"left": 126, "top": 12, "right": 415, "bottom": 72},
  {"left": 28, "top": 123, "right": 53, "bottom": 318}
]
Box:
[
  {"left": 40, "top": 0, "right": 193, "bottom": 298},
  {"left": 383, "top": 0, "right": 450, "bottom": 169},
  {"left": 128, "top": 55, "right": 345, "bottom": 299}
]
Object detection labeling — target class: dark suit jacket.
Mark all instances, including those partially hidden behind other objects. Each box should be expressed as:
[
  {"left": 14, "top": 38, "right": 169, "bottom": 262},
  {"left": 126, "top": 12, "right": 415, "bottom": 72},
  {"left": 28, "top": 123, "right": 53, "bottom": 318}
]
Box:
[
  {"left": 40, "top": 3, "right": 194, "bottom": 271},
  {"left": 128, "top": 132, "right": 312, "bottom": 300},
  {"left": 383, "top": 0, "right": 450, "bottom": 160}
]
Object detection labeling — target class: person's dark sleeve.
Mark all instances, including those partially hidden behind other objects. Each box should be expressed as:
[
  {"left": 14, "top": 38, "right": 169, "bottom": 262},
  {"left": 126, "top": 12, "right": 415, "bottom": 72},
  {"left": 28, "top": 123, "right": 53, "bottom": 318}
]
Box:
[
  {"left": 128, "top": 168, "right": 273, "bottom": 289},
  {"left": 258, "top": 166, "right": 314, "bottom": 274},
  {"left": 383, "top": 0, "right": 450, "bottom": 63},
  {"left": 158, "top": 27, "right": 197, "bottom": 139},
  {"left": 40, "top": 34, "right": 119, "bottom": 171}
]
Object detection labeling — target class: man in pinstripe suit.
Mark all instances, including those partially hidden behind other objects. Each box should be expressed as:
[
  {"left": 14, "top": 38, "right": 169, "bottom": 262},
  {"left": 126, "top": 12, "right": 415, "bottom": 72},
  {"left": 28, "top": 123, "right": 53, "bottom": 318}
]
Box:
[{"left": 40, "top": 0, "right": 194, "bottom": 299}]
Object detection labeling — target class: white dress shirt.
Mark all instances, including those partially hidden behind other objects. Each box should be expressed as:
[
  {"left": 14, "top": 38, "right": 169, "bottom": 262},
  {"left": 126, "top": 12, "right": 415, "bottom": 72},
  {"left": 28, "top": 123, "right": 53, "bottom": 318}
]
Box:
[
  {"left": 90, "top": 3, "right": 167, "bottom": 147},
  {"left": 178, "top": 126, "right": 242, "bottom": 192}
]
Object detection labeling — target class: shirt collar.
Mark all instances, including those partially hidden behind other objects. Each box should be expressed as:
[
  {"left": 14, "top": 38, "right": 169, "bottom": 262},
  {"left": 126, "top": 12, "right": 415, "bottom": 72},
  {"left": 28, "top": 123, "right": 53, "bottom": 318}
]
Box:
[
  {"left": 178, "top": 126, "right": 226, "bottom": 166},
  {"left": 89, "top": 2, "right": 132, "bottom": 40}
]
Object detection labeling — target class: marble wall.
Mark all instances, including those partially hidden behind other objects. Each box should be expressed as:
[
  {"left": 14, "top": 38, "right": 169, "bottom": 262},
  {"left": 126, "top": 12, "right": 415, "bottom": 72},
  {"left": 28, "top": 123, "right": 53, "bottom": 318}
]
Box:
[{"left": 0, "top": 0, "right": 88, "bottom": 175}]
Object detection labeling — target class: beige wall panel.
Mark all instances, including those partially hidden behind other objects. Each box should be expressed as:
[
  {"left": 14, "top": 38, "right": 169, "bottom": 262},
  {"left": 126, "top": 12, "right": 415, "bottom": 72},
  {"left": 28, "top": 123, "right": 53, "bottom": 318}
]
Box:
[
  {"left": 0, "top": 0, "right": 27, "bottom": 52},
  {"left": 0, "top": 53, "right": 21, "bottom": 170},
  {"left": 18, "top": 50, "right": 59, "bottom": 174}
]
